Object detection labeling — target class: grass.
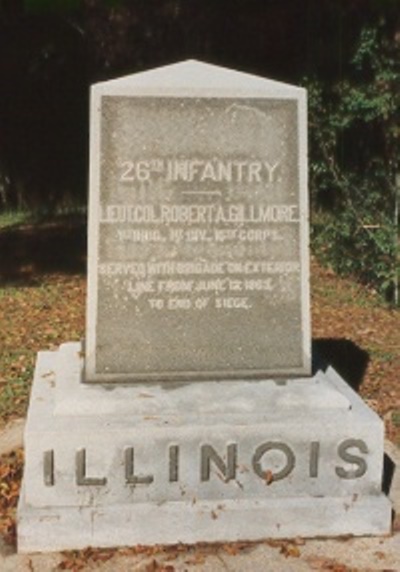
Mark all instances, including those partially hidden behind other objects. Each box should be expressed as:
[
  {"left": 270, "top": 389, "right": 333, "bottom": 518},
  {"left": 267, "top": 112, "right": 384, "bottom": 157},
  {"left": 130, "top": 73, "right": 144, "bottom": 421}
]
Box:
[
  {"left": 0, "top": 210, "right": 33, "bottom": 229},
  {"left": 368, "top": 347, "right": 397, "bottom": 363},
  {"left": 0, "top": 205, "right": 87, "bottom": 230},
  {"left": 0, "top": 274, "right": 86, "bottom": 425},
  {"left": 310, "top": 258, "right": 379, "bottom": 309},
  {"left": 0, "top": 352, "right": 34, "bottom": 421}
]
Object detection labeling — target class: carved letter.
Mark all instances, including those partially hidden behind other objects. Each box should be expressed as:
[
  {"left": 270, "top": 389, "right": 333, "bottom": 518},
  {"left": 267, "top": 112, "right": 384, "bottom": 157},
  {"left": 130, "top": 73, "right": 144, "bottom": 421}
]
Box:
[
  {"left": 200, "top": 444, "right": 237, "bottom": 482},
  {"left": 43, "top": 450, "right": 54, "bottom": 487},
  {"left": 336, "top": 439, "right": 368, "bottom": 479},
  {"left": 125, "top": 447, "right": 154, "bottom": 485},
  {"left": 169, "top": 445, "right": 179, "bottom": 483},
  {"left": 75, "top": 449, "right": 107, "bottom": 486},
  {"left": 252, "top": 442, "right": 295, "bottom": 481},
  {"left": 264, "top": 161, "right": 280, "bottom": 183},
  {"left": 309, "top": 441, "right": 320, "bottom": 478}
]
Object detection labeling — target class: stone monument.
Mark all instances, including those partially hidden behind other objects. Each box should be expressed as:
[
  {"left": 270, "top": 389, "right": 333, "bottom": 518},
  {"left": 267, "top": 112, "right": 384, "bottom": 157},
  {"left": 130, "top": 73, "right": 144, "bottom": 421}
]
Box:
[{"left": 18, "top": 61, "right": 391, "bottom": 552}]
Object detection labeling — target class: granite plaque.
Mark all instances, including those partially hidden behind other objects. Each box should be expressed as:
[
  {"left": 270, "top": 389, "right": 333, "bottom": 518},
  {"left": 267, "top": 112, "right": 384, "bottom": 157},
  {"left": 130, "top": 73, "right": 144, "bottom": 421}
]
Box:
[{"left": 85, "top": 61, "right": 310, "bottom": 382}]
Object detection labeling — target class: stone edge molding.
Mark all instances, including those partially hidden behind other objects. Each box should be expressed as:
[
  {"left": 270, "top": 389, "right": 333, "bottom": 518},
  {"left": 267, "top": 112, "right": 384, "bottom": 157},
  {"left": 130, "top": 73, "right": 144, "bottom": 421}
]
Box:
[{"left": 18, "top": 493, "right": 392, "bottom": 553}]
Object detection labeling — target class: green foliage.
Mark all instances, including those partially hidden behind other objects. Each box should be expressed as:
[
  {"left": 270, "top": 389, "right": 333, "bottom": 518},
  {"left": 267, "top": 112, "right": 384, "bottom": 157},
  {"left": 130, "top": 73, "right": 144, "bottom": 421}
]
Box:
[
  {"left": 305, "top": 23, "right": 400, "bottom": 300},
  {"left": 0, "top": 210, "right": 32, "bottom": 230},
  {"left": 0, "top": 205, "right": 86, "bottom": 230}
]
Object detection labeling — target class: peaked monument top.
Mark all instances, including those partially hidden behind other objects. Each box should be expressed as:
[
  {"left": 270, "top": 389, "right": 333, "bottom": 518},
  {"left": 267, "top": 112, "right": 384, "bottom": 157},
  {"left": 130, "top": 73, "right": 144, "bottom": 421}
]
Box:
[{"left": 93, "top": 59, "right": 304, "bottom": 98}]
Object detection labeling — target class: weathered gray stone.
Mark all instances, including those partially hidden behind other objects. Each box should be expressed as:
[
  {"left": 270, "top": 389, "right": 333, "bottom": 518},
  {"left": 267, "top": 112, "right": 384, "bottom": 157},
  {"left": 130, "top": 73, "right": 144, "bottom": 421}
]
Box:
[
  {"left": 17, "top": 344, "right": 391, "bottom": 552},
  {"left": 85, "top": 60, "right": 310, "bottom": 382}
]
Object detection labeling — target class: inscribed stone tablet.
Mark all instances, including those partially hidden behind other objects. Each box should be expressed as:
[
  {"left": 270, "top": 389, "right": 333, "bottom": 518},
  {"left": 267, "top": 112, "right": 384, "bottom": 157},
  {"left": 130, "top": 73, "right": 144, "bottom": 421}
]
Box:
[{"left": 85, "top": 61, "right": 310, "bottom": 382}]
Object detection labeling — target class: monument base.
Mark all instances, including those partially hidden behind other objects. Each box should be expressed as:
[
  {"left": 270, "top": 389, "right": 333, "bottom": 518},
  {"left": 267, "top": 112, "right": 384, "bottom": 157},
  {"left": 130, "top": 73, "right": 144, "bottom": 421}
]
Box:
[{"left": 18, "top": 343, "right": 392, "bottom": 553}]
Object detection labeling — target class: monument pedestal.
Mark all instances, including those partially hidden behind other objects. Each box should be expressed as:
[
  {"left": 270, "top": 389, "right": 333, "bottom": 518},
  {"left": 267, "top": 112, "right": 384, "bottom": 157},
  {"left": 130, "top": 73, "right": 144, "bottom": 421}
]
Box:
[{"left": 18, "top": 343, "right": 391, "bottom": 553}]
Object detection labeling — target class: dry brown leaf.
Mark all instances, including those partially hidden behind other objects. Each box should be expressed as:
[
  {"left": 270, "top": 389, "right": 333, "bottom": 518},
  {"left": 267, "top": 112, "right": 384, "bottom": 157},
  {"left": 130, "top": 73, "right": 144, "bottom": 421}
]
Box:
[
  {"left": 264, "top": 469, "right": 274, "bottom": 485},
  {"left": 145, "top": 559, "right": 159, "bottom": 572},
  {"left": 222, "top": 543, "right": 239, "bottom": 556},
  {"left": 307, "top": 555, "right": 358, "bottom": 571},
  {"left": 185, "top": 553, "right": 206, "bottom": 565},
  {"left": 280, "top": 542, "right": 301, "bottom": 558},
  {"left": 144, "top": 560, "right": 176, "bottom": 572},
  {"left": 374, "top": 550, "right": 386, "bottom": 560}
]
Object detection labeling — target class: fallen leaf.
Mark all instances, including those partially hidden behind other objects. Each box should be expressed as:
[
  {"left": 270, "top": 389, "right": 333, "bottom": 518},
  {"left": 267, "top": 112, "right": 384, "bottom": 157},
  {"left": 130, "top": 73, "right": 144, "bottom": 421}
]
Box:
[
  {"left": 280, "top": 542, "right": 300, "bottom": 558},
  {"left": 264, "top": 470, "right": 274, "bottom": 485},
  {"left": 374, "top": 550, "right": 385, "bottom": 560}
]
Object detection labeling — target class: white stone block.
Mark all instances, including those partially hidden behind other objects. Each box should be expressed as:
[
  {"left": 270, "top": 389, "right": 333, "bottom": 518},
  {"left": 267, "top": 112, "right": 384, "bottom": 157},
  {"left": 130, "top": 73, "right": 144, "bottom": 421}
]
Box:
[{"left": 17, "top": 343, "right": 392, "bottom": 552}]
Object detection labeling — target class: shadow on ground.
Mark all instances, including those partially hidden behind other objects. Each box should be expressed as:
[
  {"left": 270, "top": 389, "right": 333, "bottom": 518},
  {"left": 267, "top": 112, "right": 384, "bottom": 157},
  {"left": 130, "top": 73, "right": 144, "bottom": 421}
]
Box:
[
  {"left": 0, "top": 218, "right": 87, "bottom": 285},
  {"left": 312, "top": 338, "right": 370, "bottom": 393}
]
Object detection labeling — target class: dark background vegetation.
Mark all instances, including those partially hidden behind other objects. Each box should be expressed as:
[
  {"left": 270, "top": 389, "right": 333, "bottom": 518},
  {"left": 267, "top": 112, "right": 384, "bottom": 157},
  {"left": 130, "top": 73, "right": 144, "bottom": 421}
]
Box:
[{"left": 0, "top": 0, "right": 399, "bottom": 296}]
